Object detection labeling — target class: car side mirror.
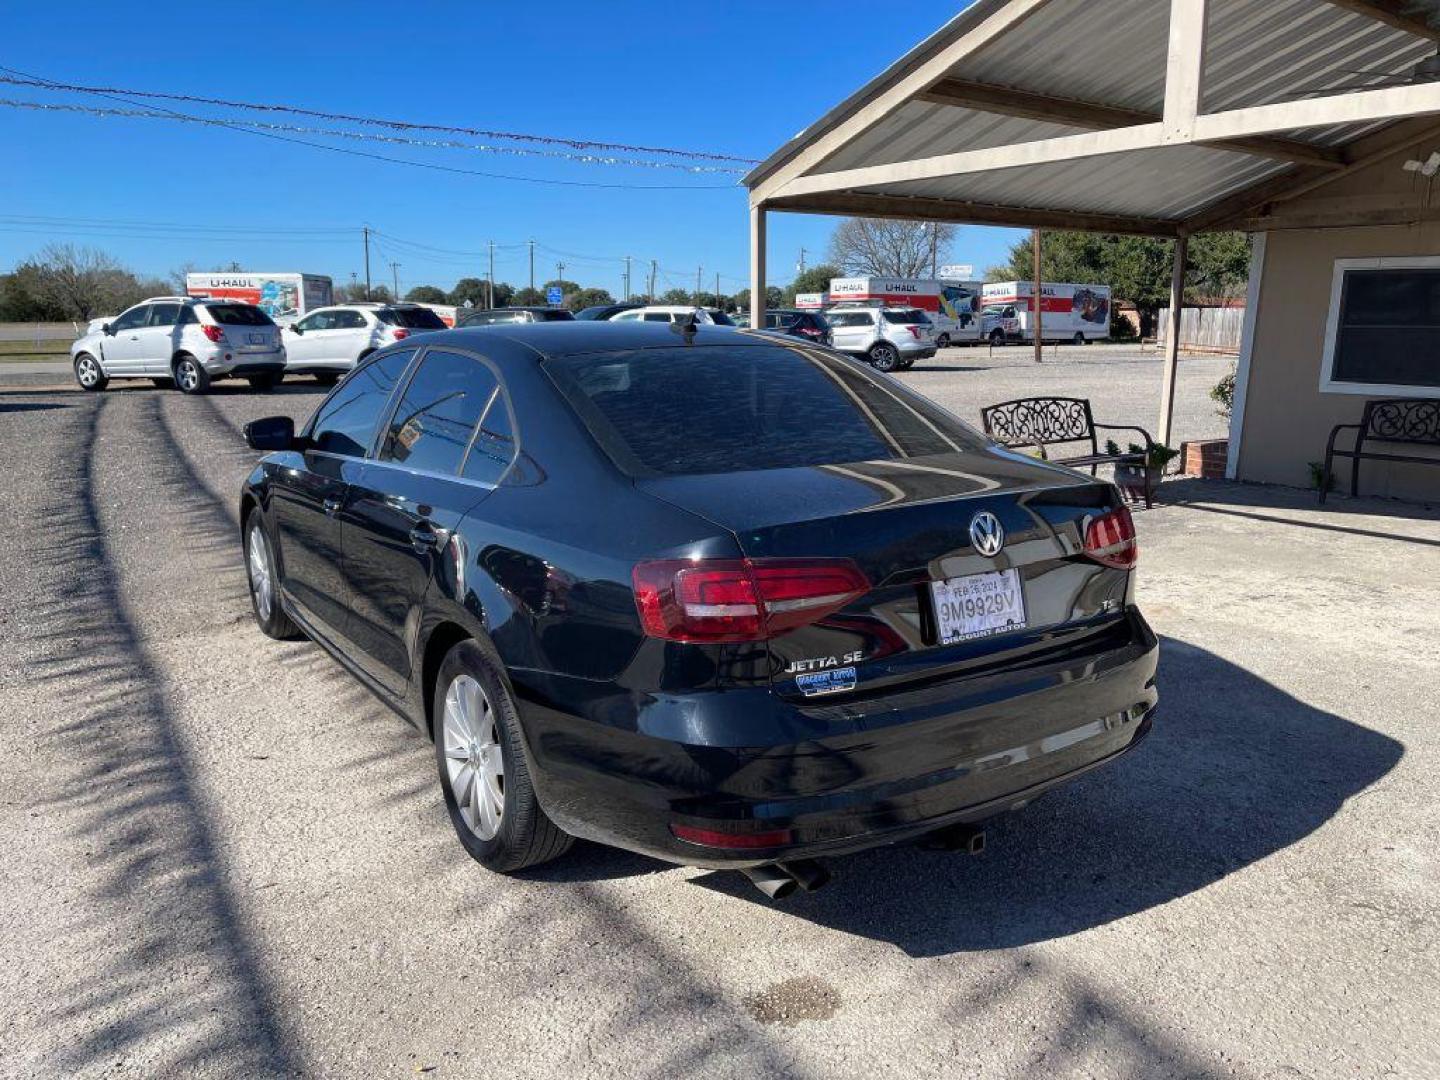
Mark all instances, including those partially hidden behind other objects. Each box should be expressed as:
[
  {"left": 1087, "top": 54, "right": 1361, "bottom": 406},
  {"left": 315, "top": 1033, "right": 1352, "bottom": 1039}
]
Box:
[
  {"left": 244, "top": 415, "right": 297, "bottom": 452},
  {"left": 289, "top": 324, "right": 303, "bottom": 334},
  {"left": 102, "top": 323, "right": 114, "bottom": 336}
]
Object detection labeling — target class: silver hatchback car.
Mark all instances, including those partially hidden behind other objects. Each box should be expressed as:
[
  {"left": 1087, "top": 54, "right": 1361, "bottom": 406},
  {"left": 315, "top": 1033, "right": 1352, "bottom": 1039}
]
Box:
[
  {"left": 825, "top": 306, "right": 937, "bottom": 372},
  {"left": 70, "top": 296, "right": 286, "bottom": 394}
]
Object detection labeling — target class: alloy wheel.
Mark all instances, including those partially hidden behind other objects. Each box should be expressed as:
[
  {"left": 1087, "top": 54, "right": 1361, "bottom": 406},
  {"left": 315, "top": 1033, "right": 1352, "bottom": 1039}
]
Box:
[
  {"left": 247, "top": 523, "right": 273, "bottom": 622},
  {"left": 177, "top": 359, "right": 199, "bottom": 392},
  {"left": 442, "top": 674, "right": 505, "bottom": 840},
  {"left": 75, "top": 355, "right": 99, "bottom": 387}
]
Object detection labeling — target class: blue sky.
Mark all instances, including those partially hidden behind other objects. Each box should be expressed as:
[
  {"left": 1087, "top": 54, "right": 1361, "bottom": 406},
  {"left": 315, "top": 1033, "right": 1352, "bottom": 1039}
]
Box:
[{"left": 0, "top": 1, "right": 1023, "bottom": 298}]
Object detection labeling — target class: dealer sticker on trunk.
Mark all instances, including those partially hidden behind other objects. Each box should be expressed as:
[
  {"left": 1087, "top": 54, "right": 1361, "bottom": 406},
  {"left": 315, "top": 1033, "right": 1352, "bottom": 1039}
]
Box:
[
  {"left": 931, "top": 567, "right": 1027, "bottom": 645},
  {"left": 794, "top": 666, "right": 858, "bottom": 697}
]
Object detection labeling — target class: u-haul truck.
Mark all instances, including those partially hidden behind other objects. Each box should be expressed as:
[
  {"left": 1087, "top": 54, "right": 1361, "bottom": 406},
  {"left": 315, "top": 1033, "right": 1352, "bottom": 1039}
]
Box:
[
  {"left": 979, "top": 281, "right": 1111, "bottom": 344},
  {"left": 185, "top": 271, "right": 334, "bottom": 325},
  {"left": 828, "top": 277, "right": 984, "bottom": 345}
]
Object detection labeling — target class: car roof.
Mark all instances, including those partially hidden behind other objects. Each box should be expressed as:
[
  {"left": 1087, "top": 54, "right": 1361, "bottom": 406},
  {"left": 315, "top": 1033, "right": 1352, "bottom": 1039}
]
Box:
[{"left": 438, "top": 320, "right": 787, "bottom": 359}]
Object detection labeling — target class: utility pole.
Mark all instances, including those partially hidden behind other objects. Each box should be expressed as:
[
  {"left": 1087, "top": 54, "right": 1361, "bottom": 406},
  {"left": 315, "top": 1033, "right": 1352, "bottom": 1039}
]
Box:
[
  {"left": 487, "top": 240, "right": 495, "bottom": 309},
  {"left": 623, "top": 255, "right": 631, "bottom": 301},
  {"left": 648, "top": 259, "right": 657, "bottom": 302},
  {"left": 1031, "top": 228, "right": 1044, "bottom": 365},
  {"left": 798, "top": 246, "right": 807, "bottom": 275},
  {"left": 390, "top": 261, "right": 401, "bottom": 300},
  {"left": 695, "top": 265, "right": 702, "bottom": 307},
  {"left": 556, "top": 261, "right": 565, "bottom": 289},
  {"left": 714, "top": 271, "right": 720, "bottom": 310},
  {"left": 349, "top": 271, "right": 357, "bottom": 300},
  {"left": 528, "top": 240, "right": 535, "bottom": 291},
  {"left": 930, "top": 224, "right": 938, "bottom": 279},
  {"left": 362, "top": 226, "right": 372, "bottom": 300}
]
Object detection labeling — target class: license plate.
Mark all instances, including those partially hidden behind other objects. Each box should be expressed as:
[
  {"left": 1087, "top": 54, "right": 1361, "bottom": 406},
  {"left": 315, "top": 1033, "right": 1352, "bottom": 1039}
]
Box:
[
  {"left": 930, "top": 568, "right": 1026, "bottom": 645},
  {"left": 248, "top": 333, "right": 267, "bottom": 344}
]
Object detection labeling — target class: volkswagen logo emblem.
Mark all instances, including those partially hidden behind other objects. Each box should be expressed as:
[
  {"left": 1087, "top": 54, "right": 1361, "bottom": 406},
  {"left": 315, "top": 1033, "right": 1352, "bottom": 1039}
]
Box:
[{"left": 969, "top": 511, "right": 1005, "bottom": 556}]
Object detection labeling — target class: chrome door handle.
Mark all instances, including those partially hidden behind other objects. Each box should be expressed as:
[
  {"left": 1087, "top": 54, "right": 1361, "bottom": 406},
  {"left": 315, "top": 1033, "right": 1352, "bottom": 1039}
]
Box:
[{"left": 322, "top": 498, "right": 342, "bottom": 516}]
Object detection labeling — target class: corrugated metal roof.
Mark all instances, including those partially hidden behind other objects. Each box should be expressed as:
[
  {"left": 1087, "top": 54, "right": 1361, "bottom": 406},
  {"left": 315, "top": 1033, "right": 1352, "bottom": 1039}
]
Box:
[{"left": 750, "top": 0, "right": 1440, "bottom": 229}]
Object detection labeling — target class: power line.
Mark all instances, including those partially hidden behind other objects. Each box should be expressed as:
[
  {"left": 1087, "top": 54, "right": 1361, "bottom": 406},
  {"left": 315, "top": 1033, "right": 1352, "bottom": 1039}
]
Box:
[
  {"left": 0, "top": 74, "right": 759, "bottom": 164},
  {"left": 0, "top": 66, "right": 735, "bottom": 191},
  {"left": 0, "top": 98, "right": 746, "bottom": 174}
]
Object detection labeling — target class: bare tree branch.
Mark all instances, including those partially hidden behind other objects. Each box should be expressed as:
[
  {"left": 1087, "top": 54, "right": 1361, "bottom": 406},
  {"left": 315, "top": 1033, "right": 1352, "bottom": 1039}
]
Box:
[{"left": 827, "top": 218, "right": 958, "bottom": 278}]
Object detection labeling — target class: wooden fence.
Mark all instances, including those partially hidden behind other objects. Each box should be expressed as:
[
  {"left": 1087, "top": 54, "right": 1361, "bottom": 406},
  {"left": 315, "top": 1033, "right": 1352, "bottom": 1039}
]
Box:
[{"left": 1155, "top": 306, "right": 1244, "bottom": 354}]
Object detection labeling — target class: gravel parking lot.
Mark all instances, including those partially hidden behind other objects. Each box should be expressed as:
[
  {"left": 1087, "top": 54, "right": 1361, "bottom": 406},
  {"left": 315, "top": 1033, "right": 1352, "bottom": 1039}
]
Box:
[{"left": 2, "top": 355, "right": 1436, "bottom": 1079}]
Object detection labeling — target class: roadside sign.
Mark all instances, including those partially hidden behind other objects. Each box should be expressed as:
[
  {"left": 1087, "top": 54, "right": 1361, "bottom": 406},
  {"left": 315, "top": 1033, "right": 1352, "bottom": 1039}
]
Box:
[
  {"left": 939, "top": 264, "right": 975, "bottom": 279},
  {"left": 546, "top": 286, "right": 563, "bottom": 306}
]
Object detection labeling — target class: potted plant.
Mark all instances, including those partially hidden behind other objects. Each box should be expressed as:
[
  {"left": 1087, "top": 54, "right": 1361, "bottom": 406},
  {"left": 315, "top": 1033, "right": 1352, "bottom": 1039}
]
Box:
[{"left": 1112, "top": 441, "right": 1180, "bottom": 501}]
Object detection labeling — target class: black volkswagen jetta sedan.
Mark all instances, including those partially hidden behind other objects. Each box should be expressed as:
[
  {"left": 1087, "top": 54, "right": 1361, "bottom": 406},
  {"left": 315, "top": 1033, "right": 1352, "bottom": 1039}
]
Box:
[{"left": 239, "top": 322, "right": 1157, "bottom": 894}]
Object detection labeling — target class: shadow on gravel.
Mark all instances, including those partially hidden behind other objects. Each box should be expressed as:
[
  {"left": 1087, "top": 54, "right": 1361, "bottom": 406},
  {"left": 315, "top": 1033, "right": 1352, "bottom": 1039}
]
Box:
[
  {"left": 0, "top": 401, "right": 70, "bottom": 413},
  {"left": 21, "top": 395, "right": 303, "bottom": 1075},
  {"left": 691, "top": 637, "right": 1402, "bottom": 958}
]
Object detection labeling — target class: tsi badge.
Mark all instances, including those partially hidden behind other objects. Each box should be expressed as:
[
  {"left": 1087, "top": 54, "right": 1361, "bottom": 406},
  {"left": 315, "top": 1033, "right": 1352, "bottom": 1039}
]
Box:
[
  {"left": 969, "top": 510, "right": 1005, "bottom": 556},
  {"left": 788, "top": 651, "right": 863, "bottom": 697}
]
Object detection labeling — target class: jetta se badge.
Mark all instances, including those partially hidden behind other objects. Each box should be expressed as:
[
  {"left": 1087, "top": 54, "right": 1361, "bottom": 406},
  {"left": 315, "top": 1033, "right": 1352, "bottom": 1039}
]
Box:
[{"left": 969, "top": 511, "right": 1005, "bottom": 556}]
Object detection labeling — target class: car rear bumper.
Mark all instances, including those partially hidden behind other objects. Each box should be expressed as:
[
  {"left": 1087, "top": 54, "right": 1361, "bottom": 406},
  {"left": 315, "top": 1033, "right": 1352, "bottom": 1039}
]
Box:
[
  {"left": 515, "top": 610, "right": 1159, "bottom": 868},
  {"left": 206, "top": 350, "right": 286, "bottom": 375}
]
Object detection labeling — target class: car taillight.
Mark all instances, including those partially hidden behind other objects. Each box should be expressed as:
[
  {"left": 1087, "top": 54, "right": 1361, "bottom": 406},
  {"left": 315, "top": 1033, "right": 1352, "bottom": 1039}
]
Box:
[
  {"left": 201, "top": 325, "right": 225, "bottom": 343},
  {"left": 631, "top": 557, "right": 870, "bottom": 643},
  {"left": 1083, "top": 506, "right": 1137, "bottom": 569},
  {"left": 391, "top": 327, "right": 410, "bottom": 340},
  {"left": 907, "top": 325, "right": 922, "bottom": 339},
  {"left": 798, "top": 326, "right": 821, "bottom": 338}
]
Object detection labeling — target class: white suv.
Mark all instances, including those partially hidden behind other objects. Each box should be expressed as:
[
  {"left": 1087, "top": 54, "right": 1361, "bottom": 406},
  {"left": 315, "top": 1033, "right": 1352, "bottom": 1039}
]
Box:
[
  {"left": 825, "top": 306, "right": 937, "bottom": 371},
  {"left": 280, "top": 303, "right": 447, "bottom": 382},
  {"left": 70, "top": 296, "right": 285, "bottom": 394}
]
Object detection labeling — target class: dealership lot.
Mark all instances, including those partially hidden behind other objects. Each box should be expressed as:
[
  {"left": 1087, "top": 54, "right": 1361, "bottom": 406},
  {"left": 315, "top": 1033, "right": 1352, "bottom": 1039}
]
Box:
[{"left": 1, "top": 363, "right": 1437, "bottom": 1078}]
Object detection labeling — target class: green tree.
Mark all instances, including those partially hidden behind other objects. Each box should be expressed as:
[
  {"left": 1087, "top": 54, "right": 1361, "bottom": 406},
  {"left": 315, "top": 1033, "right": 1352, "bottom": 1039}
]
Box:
[
  {"left": 512, "top": 286, "right": 546, "bottom": 306},
  {"left": 785, "top": 263, "right": 840, "bottom": 304},
  {"left": 732, "top": 286, "right": 783, "bottom": 311},
  {"left": 565, "top": 287, "right": 615, "bottom": 311},
  {"left": 405, "top": 285, "right": 448, "bottom": 304},
  {"left": 659, "top": 287, "right": 692, "bottom": 305}
]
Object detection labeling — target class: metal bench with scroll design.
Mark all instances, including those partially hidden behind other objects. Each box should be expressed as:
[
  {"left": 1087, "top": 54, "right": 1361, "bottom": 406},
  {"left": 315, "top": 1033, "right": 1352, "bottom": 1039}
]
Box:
[
  {"left": 1321, "top": 398, "right": 1440, "bottom": 504},
  {"left": 980, "top": 396, "right": 1158, "bottom": 507}
]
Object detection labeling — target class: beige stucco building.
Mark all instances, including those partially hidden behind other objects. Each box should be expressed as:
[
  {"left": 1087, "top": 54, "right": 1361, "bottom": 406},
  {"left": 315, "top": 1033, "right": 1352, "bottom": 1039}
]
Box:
[{"left": 744, "top": 0, "right": 1440, "bottom": 503}]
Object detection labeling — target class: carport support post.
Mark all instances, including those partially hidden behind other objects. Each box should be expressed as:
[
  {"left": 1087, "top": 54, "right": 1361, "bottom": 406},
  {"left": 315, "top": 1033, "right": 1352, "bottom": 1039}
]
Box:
[
  {"left": 1158, "top": 230, "right": 1189, "bottom": 448},
  {"left": 750, "top": 204, "right": 767, "bottom": 329},
  {"left": 1031, "top": 228, "right": 1043, "bottom": 364}
]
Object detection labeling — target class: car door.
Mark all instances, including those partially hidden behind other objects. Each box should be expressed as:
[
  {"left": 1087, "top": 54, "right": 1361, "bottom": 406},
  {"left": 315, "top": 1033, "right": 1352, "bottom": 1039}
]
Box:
[
  {"left": 98, "top": 305, "right": 153, "bottom": 375},
  {"left": 270, "top": 348, "right": 418, "bottom": 643},
  {"left": 330, "top": 309, "right": 375, "bottom": 364},
  {"left": 141, "top": 302, "right": 183, "bottom": 374},
  {"left": 828, "top": 311, "right": 873, "bottom": 354},
  {"left": 344, "top": 347, "right": 503, "bottom": 696},
  {"left": 283, "top": 309, "right": 332, "bottom": 366}
]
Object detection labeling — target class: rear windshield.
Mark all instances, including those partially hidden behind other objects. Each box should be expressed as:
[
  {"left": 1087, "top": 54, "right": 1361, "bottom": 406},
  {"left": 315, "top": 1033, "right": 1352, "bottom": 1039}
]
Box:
[
  {"left": 708, "top": 310, "right": 735, "bottom": 326},
  {"left": 379, "top": 307, "right": 447, "bottom": 329},
  {"left": 205, "top": 304, "right": 274, "bottom": 326},
  {"left": 882, "top": 309, "right": 930, "bottom": 324},
  {"left": 545, "top": 344, "right": 984, "bottom": 476},
  {"left": 539, "top": 309, "right": 575, "bottom": 321}
]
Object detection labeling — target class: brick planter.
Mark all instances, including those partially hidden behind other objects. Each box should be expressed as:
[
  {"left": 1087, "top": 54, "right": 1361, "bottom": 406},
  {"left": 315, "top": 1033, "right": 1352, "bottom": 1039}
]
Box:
[{"left": 1181, "top": 439, "right": 1228, "bottom": 478}]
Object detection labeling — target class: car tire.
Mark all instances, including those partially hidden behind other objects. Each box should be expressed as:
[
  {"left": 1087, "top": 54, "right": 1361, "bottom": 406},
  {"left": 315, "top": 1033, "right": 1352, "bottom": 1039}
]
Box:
[
  {"left": 989, "top": 329, "right": 1006, "bottom": 347},
  {"left": 174, "top": 354, "right": 210, "bottom": 395},
  {"left": 936, "top": 333, "right": 950, "bottom": 349},
  {"left": 433, "top": 639, "right": 572, "bottom": 873},
  {"left": 869, "top": 342, "right": 901, "bottom": 372},
  {"left": 73, "top": 353, "right": 108, "bottom": 392},
  {"left": 151, "top": 377, "right": 174, "bottom": 389},
  {"left": 314, "top": 371, "right": 341, "bottom": 386},
  {"left": 247, "top": 372, "right": 280, "bottom": 391},
  {"left": 1073, "top": 332, "right": 1086, "bottom": 346},
  {"left": 244, "top": 509, "right": 300, "bottom": 640}
]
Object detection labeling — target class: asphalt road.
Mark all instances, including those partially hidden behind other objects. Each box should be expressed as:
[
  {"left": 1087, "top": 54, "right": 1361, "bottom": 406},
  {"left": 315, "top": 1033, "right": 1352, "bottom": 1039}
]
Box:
[{"left": 1, "top": 372, "right": 1435, "bottom": 1079}]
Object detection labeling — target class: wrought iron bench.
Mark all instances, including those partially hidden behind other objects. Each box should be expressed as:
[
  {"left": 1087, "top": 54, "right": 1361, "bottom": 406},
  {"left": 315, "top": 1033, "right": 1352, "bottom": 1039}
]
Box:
[
  {"left": 1321, "top": 398, "right": 1440, "bottom": 504},
  {"left": 980, "top": 396, "right": 1157, "bottom": 507}
]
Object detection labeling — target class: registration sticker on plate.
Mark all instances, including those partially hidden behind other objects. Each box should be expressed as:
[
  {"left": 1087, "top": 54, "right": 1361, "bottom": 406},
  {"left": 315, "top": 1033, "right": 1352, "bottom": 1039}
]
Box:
[{"left": 931, "top": 568, "right": 1026, "bottom": 645}]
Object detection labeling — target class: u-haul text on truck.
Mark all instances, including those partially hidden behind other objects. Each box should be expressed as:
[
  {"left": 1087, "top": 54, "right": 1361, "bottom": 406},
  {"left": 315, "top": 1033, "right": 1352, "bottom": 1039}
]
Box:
[
  {"left": 828, "top": 277, "right": 985, "bottom": 344},
  {"left": 979, "top": 281, "right": 1111, "bottom": 344},
  {"left": 185, "top": 272, "right": 334, "bottom": 324}
]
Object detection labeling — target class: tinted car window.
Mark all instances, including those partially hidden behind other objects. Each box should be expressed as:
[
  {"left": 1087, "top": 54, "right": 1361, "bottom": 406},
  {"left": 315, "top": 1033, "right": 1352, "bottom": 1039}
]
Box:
[
  {"left": 380, "top": 307, "right": 447, "bottom": 329},
  {"left": 546, "top": 345, "right": 984, "bottom": 477},
  {"left": 334, "top": 310, "right": 369, "bottom": 329},
  {"left": 381, "top": 349, "right": 496, "bottom": 475},
  {"left": 177, "top": 306, "right": 198, "bottom": 325},
  {"left": 827, "top": 311, "right": 874, "bottom": 328},
  {"left": 462, "top": 390, "right": 516, "bottom": 485},
  {"left": 109, "top": 306, "right": 149, "bottom": 332},
  {"left": 708, "top": 310, "right": 735, "bottom": 326},
  {"left": 308, "top": 349, "right": 416, "bottom": 457},
  {"left": 883, "top": 309, "right": 930, "bottom": 325},
  {"left": 207, "top": 304, "right": 274, "bottom": 326},
  {"left": 460, "top": 311, "right": 519, "bottom": 326},
  {"left": 538, "top": 309, "right": 575, "bottom": 322},
  {"left": 147, "top": 303, "right": 181, "bottom": 327}
]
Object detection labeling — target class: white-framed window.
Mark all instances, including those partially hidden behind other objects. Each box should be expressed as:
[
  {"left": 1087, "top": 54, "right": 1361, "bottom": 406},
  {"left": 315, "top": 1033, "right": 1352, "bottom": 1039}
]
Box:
[{"left": 1320, "top": 256, "right": 1440, "bottom": 398}]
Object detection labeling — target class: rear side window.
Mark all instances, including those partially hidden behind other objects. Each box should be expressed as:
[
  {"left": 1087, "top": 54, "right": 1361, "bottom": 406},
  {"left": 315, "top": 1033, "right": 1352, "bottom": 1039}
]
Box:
[
  {"left": 147, "top": 303, "right": 181, "bottom": 327},
  {"left": 462, "top": 391, "right": 516, "bottom": 485},
  {"left": 538, "top": 309, "right": 574, "bottom": 321},
  {"left": 381, "top": 349, "right": 497, "bottom": 475},
  {"left": 545, "top": 345, "right": 984, "bottom": 477},
  {"left": 379, "top": 307, "right": 447, "bottom": 329},
  {"left": 882, "top": 309, "right": 929, "bottom": 324},
  {"left": 207, "top": 304, "right": 274, "bottom": 326},
  {"left": 642, "top": 312, "right": 671, "bottom": 322},
  {"left": 308, "top": 349, "right": 416, "bottom": 457},
  {"left": 177, "top": 306, "right": 198, "bottom": 325},
  {"left": 334, "top": 310, "right": 368, "bottom": 329},
  {"left": 827, "top": 311, "right": 874, "bottom": 328}
]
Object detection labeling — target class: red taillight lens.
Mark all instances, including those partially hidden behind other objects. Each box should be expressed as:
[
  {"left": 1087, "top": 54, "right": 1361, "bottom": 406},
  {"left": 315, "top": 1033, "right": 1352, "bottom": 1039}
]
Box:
[
  {"left": 907, "top": 325, "right": 922, "bottom": 339},
  {"left": 632, "top": 557, "right": 869, "bottom": 643},
  {"left": 201, "top": 324, "right": 224, "bottom": 343},
  {"left": 1083, "top": 506, "right": 1138, "bottom": 569},
  {"left": 391, "top": 327, "right": 410, "bottom": 340},
  {"left": 671, "top": 823, "right": 794, "bottom": 849}
]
